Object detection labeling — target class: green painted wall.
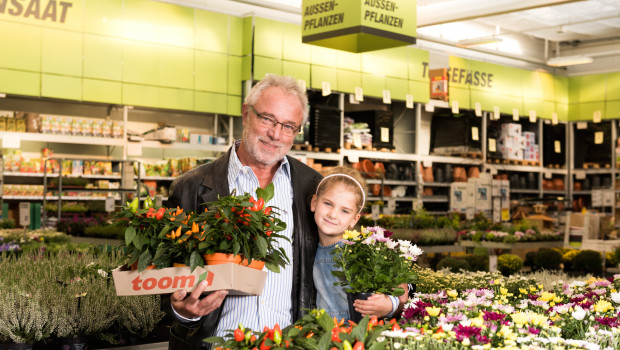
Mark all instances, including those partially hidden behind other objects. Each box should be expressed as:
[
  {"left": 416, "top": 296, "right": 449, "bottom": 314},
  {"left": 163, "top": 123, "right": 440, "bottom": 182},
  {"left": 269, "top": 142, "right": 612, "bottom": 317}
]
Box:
[{"left": 0, "top": 0, "right": 244, "bottom": 115}]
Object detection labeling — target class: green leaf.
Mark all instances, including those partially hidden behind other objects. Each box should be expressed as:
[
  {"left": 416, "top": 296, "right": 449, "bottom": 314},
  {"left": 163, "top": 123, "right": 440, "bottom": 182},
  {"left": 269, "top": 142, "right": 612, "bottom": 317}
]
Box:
[
  {"left": 368, "top": 340, "right": 387, "bottom": 350},
  {"left": 189, "top": 250, "right": 203, "bottom": 272},
  {"left": 125, "top": 226, "right": 136, "bottom": 246},
  {"left": 255, "top": 235, "right": 267, "bottom": 256},
  {"left": 351, "top": 316, "right": 369, "bottom": 342},
  {"left": 316, "top": 331, "right": 331, "bottom": 350},
  {"left": 316, "top": 312, "right": 335, "bottom": 331},
  {"left": 138, "top": 249, "right": 153, "bottom": 271},
  {"left": 256, "top": 183, "right": 274, "bottom": 203}
]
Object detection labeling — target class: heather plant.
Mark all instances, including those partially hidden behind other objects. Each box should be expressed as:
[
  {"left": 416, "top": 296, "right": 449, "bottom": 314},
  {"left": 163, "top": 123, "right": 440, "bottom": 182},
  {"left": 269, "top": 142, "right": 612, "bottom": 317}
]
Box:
[{"left": 114, "top": 295, "right": 165, "bottom": 339}]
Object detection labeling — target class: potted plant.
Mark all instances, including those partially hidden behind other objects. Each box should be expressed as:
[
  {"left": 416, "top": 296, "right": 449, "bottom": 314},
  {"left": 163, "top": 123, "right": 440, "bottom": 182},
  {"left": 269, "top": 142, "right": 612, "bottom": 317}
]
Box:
[
  {"left": 115, "top": 183, "right": 289, "bottom": 273},
  {"left": 331, "top": 226, "right": 422, "bottom": 322}
]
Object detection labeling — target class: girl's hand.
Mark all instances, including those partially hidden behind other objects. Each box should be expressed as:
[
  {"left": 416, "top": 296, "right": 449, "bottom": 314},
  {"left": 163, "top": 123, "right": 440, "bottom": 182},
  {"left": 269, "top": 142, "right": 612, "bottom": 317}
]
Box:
[{"left": 353, "top": 293, "right": 393, "bottom": 318}]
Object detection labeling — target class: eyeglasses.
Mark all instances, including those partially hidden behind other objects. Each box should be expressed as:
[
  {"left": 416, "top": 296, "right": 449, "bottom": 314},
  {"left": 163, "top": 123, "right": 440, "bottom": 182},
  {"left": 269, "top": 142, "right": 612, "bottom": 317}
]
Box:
[{"left": 247, "top": 104, "right": 300, "bottom": 137}]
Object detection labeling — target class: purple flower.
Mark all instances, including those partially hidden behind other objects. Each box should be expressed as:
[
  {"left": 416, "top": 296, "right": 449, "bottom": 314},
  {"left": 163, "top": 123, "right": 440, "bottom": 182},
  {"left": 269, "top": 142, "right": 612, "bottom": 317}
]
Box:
[
  {"left": 482, "top": 311, "right": 506, "bottom": 321},
  {"left": 596, "top": 316, "right": 620, "bottom": 327},
  {"left": 454, "top": 324, "right": 481, "bottom": 342},
  {"left": 528, "top": 327, "right": 541, "bottom": 335}
]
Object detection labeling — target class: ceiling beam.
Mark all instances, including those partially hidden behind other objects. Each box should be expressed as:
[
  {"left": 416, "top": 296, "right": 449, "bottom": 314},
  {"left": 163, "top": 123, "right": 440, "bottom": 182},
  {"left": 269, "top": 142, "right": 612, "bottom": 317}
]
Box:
[{"left": 418, "top": 0, "right": 586, "bottom": 27}]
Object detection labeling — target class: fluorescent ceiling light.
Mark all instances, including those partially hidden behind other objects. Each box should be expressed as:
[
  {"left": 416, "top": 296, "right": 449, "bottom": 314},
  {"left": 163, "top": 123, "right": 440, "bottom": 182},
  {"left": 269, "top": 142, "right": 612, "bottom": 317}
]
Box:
[
  {"left": 546, "top": 55, "right": 593, "bottom": 67},
  {"left": 456, "top": 36, "right": 502, "bottom": 48}
]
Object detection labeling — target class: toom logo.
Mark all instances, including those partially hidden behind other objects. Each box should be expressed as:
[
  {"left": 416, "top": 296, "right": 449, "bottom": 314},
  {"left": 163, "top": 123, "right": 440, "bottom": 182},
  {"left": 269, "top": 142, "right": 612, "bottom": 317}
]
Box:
[{"left": 131, "top": 271, "right": 214, "bottom": 291}]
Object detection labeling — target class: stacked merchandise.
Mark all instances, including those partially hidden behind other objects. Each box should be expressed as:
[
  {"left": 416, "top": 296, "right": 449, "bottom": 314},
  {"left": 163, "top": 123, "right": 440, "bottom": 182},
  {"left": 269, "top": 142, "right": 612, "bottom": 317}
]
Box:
[
  {"left": 430, "top": 111, "right": 481, "bottom": 155},
  {"left": 496, "top": 123, "right": 539, "bottom": 161},
  {"left": 522, "top": 131, "right": 539, "bottom": 162},
  {"left": 347, "top": 110, "right": 394, "bottom": 150},
  {"left": 343, "top": 116, "right": 372, "bottom": 149}
]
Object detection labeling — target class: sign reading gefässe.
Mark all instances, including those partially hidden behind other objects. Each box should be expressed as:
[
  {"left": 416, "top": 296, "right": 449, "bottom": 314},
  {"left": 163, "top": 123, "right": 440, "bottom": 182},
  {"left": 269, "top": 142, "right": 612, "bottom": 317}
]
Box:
[{"left": 302, "top": 0, "right": 416, "bottom": 53}]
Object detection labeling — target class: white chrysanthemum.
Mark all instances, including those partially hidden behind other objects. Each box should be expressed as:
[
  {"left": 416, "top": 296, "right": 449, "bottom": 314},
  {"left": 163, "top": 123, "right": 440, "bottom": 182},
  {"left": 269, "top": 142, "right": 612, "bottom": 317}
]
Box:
[
  {"left": 572, "top": 306, "right": 587, "bottom": 320},
  {"left": 397, "top": 239, "right": 411, "bottom": 248},
  {"left": 611, "top": 292, "right": 620, "bottom": 304},
  {"left": 408, "top": 244, "right": 424, "bottom": 256}
]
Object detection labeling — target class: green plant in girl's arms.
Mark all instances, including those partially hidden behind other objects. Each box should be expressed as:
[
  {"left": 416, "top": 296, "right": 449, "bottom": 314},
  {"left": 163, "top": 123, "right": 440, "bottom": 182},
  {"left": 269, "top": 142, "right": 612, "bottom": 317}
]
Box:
[{"left": 332, "top": 226, "right": 422, "bottom": 296}]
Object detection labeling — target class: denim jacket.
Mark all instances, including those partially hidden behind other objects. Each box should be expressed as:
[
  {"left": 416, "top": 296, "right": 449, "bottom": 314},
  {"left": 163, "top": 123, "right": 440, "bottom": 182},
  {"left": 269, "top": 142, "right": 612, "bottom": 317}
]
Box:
[{"left": 313, "top": 241, "right": 350, "bottom": 321}]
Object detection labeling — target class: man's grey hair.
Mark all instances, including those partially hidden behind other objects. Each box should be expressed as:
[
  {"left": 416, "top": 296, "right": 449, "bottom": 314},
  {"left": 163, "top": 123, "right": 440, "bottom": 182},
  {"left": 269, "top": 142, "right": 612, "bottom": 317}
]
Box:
[{"left": 244, "top": 74, "right": 309, "bottom": 124}]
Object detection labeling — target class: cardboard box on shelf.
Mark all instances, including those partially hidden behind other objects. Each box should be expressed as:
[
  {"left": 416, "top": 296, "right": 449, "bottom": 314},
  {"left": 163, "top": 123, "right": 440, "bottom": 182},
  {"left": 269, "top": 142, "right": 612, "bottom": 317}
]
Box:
[
  {"left": 429, "top": 68, "right": 449, "bottom": 101},
  {"left": 112, "top": 263, "right": 267, "bottom": 296}
]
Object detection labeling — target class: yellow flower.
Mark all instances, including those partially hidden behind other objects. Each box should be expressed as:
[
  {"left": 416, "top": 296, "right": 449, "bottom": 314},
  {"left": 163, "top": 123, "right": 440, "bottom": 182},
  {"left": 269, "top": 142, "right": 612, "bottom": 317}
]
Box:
[
  {"left": 471, "top": 317, "right": 484, "bottom": 328},
  {"left": 342, "top": 229, "right": 360, "bottom": 240},
  {"left": 425, "top": 306, "right": 441, "bottom": 317},
  {"left": 539, "top": 292, "right": 555, "bottom": 302},
  {"left": 529, "top": 286, "right": 537, "bottom": 292},
  {"left": 447, "top": 289, "right": 458, "bottom": 298},
  {"left": 519, "top": 288, "right": 527, "bottom": 295},
  {"left": 594, "top": 299, "right": 613, "bottom": 313},
  {"left": 500, "top": 287, "right": 508, "bottom": 295}
]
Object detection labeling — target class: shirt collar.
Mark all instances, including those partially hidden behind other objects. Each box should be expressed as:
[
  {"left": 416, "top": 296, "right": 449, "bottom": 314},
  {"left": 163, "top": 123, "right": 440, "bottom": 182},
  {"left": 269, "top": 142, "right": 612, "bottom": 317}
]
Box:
[{"left": 229, "top": 139, "right": 291, "bottom": 180}]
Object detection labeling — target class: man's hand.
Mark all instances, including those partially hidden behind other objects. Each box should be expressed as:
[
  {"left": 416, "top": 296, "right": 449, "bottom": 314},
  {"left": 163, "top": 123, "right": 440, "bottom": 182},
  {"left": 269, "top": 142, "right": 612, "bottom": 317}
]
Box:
[{"left": 171, "top": 280, "right": 228, "bottom": 319}]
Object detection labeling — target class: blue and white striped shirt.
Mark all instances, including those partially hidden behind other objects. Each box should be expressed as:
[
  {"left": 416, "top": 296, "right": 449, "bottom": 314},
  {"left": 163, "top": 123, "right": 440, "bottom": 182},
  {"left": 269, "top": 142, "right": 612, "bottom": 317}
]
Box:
[{"left": 214, "top": 142, "right": 294, "bottom": 336}]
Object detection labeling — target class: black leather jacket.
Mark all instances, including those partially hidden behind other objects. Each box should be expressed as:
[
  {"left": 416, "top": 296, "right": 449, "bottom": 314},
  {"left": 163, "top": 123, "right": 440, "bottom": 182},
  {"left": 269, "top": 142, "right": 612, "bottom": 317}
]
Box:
[{"left": 165, "top": 147, "right": 322, "bottom": 350}]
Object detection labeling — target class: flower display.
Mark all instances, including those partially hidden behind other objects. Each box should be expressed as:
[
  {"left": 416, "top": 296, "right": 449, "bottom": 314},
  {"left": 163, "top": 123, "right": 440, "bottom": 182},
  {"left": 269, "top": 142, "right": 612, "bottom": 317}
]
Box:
[
  {"left": 114, "top": 183, "right": 289, "bottom": 272},
  {"left": 332, "top": 226, "right": 422, "bottom": 296}
]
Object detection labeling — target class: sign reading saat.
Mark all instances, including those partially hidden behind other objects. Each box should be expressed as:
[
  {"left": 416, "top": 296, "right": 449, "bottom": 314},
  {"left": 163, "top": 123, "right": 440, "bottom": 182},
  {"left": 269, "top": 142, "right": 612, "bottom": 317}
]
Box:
[
  {"left": 0, "top": 0, "right": 73, "bottom": 23},
  {"left": 302, "top": 0, "right": 416, "bottom": 53}
]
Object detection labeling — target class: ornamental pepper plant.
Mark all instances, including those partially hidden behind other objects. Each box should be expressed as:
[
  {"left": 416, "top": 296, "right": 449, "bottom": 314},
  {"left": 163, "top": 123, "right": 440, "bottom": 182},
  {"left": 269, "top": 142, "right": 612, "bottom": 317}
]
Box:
[
  {"left": 113, "top": 183, "right": 289, "bottom": 273},
  {"left": 195, "top": 183, "right": 289, "bottom": 273}
]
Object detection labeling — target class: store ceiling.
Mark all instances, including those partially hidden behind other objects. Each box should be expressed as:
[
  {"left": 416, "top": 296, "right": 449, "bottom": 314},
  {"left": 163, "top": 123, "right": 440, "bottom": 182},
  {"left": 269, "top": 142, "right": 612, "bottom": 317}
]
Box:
[{"left": 161, "top": 0, "right": 620, "bottom": 75}]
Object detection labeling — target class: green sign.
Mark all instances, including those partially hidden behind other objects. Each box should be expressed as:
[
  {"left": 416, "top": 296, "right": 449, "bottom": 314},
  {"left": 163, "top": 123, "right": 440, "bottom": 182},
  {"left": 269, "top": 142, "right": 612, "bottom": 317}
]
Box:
[{"left": 302, "top": 0, "right": 416, "bottom": 53}]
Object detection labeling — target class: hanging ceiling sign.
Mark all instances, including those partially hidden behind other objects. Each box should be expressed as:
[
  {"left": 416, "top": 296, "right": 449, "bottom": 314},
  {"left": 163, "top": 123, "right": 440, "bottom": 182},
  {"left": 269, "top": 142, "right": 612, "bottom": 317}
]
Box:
[{"left": 301, "top": 0, "right": 416, "bottom": 53}]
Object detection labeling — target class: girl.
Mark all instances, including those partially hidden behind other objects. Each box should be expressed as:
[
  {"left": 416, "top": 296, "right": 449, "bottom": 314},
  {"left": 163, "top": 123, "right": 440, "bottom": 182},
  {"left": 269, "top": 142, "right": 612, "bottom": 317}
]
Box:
[{"left": 311, "top": 166, "right": 407, "bottom": 321}]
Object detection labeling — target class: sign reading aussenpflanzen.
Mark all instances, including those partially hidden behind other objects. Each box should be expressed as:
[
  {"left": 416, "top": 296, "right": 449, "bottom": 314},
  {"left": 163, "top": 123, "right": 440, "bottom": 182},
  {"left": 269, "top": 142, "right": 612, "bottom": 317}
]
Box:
[{"left": 302, "top": 0, "right": 416, "bottom": 53}]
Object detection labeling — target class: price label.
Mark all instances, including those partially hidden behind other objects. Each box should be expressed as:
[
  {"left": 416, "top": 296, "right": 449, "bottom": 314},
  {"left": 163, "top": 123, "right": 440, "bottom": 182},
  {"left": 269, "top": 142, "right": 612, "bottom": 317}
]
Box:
[
  {"left": 425, "top": 103, "right": 435, "bottom": 112},
  {"left": 371, "top": 204, "right": 380, "bottom": 220},
  {"left": 105, "top": 196, "right": 115, "bottom": 212},
  {"left": 493, "top": 106, "right": 500, "bottom": 120},
  {"left": 574, "top": 170, "right": 586, "bottom": 180},
  {"left": 347, "top": 154, "right": 359, "bottom": 163},
  {"left": 387, "top": 198, "right": 396, "bottom": 211},
  {"left": 406, "top": 94, "right": 414, "bottom": 109},
  {"left": 354, "top": 86, "right": 364, "bottom": 101},
  {"left": 488, "top": 138, "right": 496, "bottom": 152},
  {"left": 382, "top": 89, "right": 391, "bottom": 104},
  {"left": 544, "top": 171, "right": 552, "bottom": 179},
  {"left": 576, "top": 122, "right": 588, "bottom": 129},
  {"left": 475, "top": 102, "right": 482, "bottom": 117},
  {"left": 155, "top": 194, "right": 163, "bottom": 207},
  {"left": 529, "top": 110, "right": 537, "bottom": 122},
  {"left": 595, "top": 131, "right": 604, "bottom": 144},
  {"left": 380, "top": 127, "right": 390, "bottom": 143},
  {"left": 554, "top": 140, "right": 562, "bottom": 153},
  {"left": 19, "top": 202, "right": 30, "bottom": 227},
  {"left": 422, "top": 159, "right": 432, "bottom": 167},
  {"left": 593, "top": 110, "right": 602, "bottom": 123},
  {"left": 552, "top": 112, "right": 558, "bottom": 125},
  {"left": 297, "top": 79, "right": 307, "bottom": 91},
  {"left": 501, "top": 208, "right": 510, "bottom": 222},
  {"left": 466, "top": 207, "right": 475, "bottom": 220},
  {"left": 411, "top": 198, "right": 422, "bottom": 211},
  {"left": 472, "top": 127, "right": 479, "bottom": 141},
  {"left": 512, "top": 108, "right": 519, "bottom": 121},
  {"left": 451, "top": 100, "right": 459, "bottom": 114},
  {"left": 322, "top": 81, "right": 331, "bottom": 96},
  {"left": 348, "top": 93, "right": 359, "bottom": 104},
  {"left": 488, "top": 165, "right": 498, "bottom": 175},
  {"left": 352, "top": 133, "right": 362, "bottom": 149}
]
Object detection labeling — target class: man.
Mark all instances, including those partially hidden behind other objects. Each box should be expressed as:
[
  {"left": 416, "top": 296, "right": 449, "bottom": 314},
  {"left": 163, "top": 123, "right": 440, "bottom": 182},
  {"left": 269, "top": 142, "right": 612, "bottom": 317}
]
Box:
[{"left": 166, "top": 74, "right": 322, "bottom": 349}]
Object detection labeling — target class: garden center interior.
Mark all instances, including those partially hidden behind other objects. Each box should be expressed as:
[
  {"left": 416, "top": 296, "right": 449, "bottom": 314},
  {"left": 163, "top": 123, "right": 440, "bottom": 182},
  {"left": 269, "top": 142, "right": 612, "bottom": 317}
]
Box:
[{"left": 2, "top": 0, "right": 620, "bottom": 349}]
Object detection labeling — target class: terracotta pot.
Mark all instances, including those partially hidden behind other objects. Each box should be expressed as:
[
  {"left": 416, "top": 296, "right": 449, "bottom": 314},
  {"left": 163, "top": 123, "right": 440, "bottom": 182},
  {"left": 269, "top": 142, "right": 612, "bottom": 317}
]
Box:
[
  {"left": 370, "top": 183, "right": 381, "bottom": 196},
  {"left": 351, "top": 162, "right": 361, "bottom": 171},
  {"left": 574, "top": 181, "right": 582, "bottom": 191},
  {"left": 420, "top": 164, "right": 434, "bottom": 182},
  {"left": 467, "top": 166, "right": 480, "bottom": 178},
  {"left": 383, "top": 185, "right": 392, "bottom": 197},
  {"left": 172, "top": 262, "right": 188, "bottom": 267},
  {"left": 203, "top": 253, "right": 265, "bottom": 270},
  {"left": 374, "top": 162, "right": 386, "bottom": 175},
  {"left": 453, "top": 167, "right": 467, "bottom": 182},
  {"left": 553, "top": 178, "right": 564, "bottom": 190},
  {"left": 361, "top": 159, "right": 375, "bottom": 177}
]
